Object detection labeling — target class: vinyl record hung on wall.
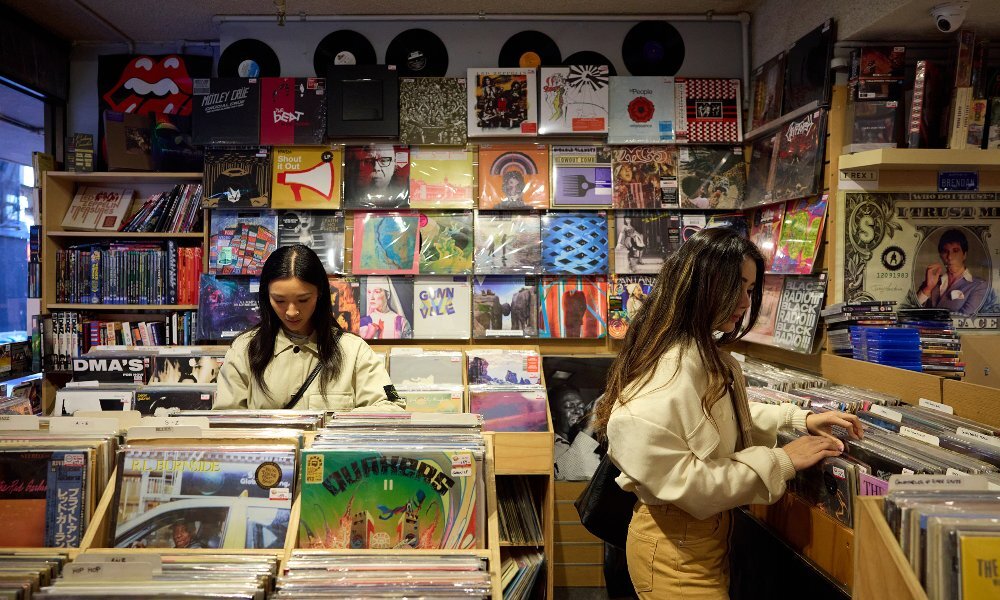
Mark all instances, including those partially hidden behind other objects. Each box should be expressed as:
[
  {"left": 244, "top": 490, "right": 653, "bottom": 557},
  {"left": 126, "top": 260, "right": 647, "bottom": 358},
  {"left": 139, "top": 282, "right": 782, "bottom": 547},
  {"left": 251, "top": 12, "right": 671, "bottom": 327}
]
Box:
[
  {"left": 218, "top": 38, "right": 281, "bottom": 77},
  {"left": 499, "top": 30, "right": 562, "bottom": 68},
  {"left": 621, "top": 20, "right": 685, "bottom": 76},
  {"left": 313, "top": 29, "right": 378, "bottom": 76},
  {"left": 385, "top": 28, "right": 449, "bottom": 77},
  {"left": 563, "top": 50, "right": 618, "bottom": 76}
]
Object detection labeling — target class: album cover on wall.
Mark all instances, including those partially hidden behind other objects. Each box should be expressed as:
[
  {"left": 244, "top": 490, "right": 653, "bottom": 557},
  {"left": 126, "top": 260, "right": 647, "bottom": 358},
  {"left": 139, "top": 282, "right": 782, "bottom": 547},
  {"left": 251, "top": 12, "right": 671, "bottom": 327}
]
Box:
[
  {"left": 611, "top": 146, "right": 678, "bottom": 209},
  {"left": 478, "top": 144, "right": 549, "bottom": 210},
  {"left": 608, "top": 274, "right": 655, "bottom": 340},
  {"left": 328, "top": 276, "right": 361, "bottom": 335},
  {"left": 352, "top": 211, "right": 420, "bottom": 275},
  {"left": 539, "top": 66, "right": 610, "bottom": 135},
  {"left": 412, "top": 276, "right": 472, "bottom": 339},
  {"left": 675, "top": 78, "right": 743, "bottom": 143},
  {"left": 202, "top": 146, "right": 270, "bottom": 208},
  {"left": 358, "top": 276, "right": 414, "bottom": 340},
  {"left": 277, "top": 210, "right": 345, "bottom": 274},
  {"left": 749, "top": 52, "right": 785, "bottom": 131},
  {"left": 399, "top": 78, "right": 468, "bottom": 145},
  {"left": 743, "top": 132, "right": 779, "bottom": 209},
  {"left": 270, "top": 146, "right": 342, "bottom": 209},
  {"left": 472, "top": 275, "right": 539, "bottom": 338},
  {"left": 150, "top": 355, "right": 224, "bottom": 385},
  {"left": 103, "top": 111, "right": 153, "bottom": 171},
  {"left": 744, "top": 273, "right": 785, "bottom": 344},
  {"left": 550, "top": 145, "right": 613, "bottom": 208},
  {"left": 772, "top": 108, "right": 827, "bottom": 203},
  {"left": 208, "top": 210, "right": 278, "bottom": 276},
  {"left": 749, "top": 203, "right": 786, "bottom": 271},
  {"left": 771, "top": 195, "right": 828, "bottom": 275},
  {"left": 420, "top": 211, "right": 474, "bottom": 274},
  {"left": 608, "top": 76, "right": 677, "bottom": 144},
  {"left": 409, "top": 147, "right": 475, "bottom": 209},
  {"left": 541, "top": 212, "right": 609, "bottom": 275},
  {"left": 614, "top": 210, "right": 680, "bottom": 274},
  {"left": 326, "top": 65, "right": 399, "bottom": 138},
  {"left": 677, "top": 147, "right": 746, "bottom": 209},
  {"left": 680, "top": 213, "right": 708, "bottom": 242},
  {"left": 343, "top": 144, "right": 410, "bottom": 209},
  {"left": 474, "top": 212, "right": 542, "bottom": 275},
  {"left": 259, "top": 77, "right": 327, "bottom": 145},
  {"left": 772, "top": 274, "right": 827, "bottom": 353},
  {"left": 192, "top": 77, "right": 261, "bottom": 146},
  {"left": 706, "top": 212, "right": 750, "bottom": 237},
  {"left": 782, "top": 18, "right": 835, "bottom": 114},
  {"left": 538, "top": 276, "right": 608, "bottom": 339},
  {"left": 197, "top": 274, "right": 260, "bottom": 341},
  {"left": 467, "top": 68, "right": 538, "bottom": 137}
]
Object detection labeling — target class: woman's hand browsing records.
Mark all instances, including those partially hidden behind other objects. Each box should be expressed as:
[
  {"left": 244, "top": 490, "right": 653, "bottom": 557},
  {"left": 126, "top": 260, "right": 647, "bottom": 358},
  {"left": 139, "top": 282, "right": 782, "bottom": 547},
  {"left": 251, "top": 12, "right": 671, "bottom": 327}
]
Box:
[{"left": 782, "top": 435, "right": 845, "bottom": 471}]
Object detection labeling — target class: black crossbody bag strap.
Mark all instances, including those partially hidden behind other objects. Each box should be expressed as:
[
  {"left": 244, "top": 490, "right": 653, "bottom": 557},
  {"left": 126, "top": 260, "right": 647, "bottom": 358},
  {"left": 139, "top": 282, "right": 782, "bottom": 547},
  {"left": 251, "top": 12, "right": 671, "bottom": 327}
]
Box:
[{"left": 283, "top": 363, "right": 323, "bottom": 410}]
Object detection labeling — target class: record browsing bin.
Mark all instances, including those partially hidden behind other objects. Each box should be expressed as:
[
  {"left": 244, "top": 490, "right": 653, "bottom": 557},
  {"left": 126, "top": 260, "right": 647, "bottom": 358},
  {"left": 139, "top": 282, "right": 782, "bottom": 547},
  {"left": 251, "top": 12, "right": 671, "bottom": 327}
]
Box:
[{"left": 853, "top": 496, "right": 927, "bottom": 600}]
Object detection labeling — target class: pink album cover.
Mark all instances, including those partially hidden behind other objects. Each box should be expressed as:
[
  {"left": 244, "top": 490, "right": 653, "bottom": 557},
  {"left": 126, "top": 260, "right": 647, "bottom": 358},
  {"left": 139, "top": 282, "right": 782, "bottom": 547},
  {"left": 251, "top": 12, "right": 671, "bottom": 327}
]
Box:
[{"left": 469, "top": 387, "right": 548, "bottom": 432}]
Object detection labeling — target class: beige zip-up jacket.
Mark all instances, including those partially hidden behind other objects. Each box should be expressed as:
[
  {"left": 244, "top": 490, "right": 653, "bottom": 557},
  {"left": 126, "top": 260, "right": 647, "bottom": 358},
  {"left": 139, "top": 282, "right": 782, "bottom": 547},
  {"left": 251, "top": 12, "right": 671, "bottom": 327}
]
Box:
[
  {"left": 607, "top": 344, "right": 809, "bottom": 520},
  {"left": 214, "top": 328, "right": 404, "bottom": 411}
]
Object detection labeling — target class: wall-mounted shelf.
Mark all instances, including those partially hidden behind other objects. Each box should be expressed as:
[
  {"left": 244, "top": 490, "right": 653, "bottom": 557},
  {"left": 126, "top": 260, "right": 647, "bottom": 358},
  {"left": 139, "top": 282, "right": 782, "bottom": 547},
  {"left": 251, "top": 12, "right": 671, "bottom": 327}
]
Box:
[
  {"left": 839, "top": 148, "right": 1000, "bottom": 171},
  {"left": 46, "top": 304, "right": 198, "bottom": 311}
]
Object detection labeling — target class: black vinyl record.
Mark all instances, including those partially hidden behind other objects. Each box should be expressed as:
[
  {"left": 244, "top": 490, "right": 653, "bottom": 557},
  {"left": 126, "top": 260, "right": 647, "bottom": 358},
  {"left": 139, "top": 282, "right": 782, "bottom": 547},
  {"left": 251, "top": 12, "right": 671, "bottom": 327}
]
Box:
[
  {"left": 499, "top": 30, "right": 562, "bottom": 68},
  {"left": 218, "top": 39, "right": 281, "bottom": 77},
  {"left": 385, "top": 28, "right": 449, "bottom": 77},
  {"left": 313, "top": 29, "right": 377, "bottom": 76},
  {"left": 563, "top": 50, "right": 618, "bottom": 76},
  {"left": 621, "top": 20, "right": 685, "bottom": 76}
]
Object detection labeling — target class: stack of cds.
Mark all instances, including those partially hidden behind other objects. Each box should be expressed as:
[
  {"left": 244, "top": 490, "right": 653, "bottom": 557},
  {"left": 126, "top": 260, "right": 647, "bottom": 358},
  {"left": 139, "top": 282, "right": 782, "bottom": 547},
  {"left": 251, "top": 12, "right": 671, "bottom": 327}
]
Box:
[
  {"left": 823, "top": 301, "right": 897, "bottom": 356},
  {"left": 740, "top": 358, "right": 827, "bottom": 391},
  {"left": 898, "top": 308, "right": 964, "bottom": 379},
  {"left": 850, "top": 326, "right": 922, "bottom": 371}
]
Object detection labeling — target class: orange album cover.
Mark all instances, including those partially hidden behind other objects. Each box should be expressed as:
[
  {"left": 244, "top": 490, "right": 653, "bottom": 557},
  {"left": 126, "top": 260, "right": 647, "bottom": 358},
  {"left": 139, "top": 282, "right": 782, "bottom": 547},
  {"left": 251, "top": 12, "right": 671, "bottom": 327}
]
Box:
[{"left": 478, "top": 144, "right": 549, "bottom": 209}]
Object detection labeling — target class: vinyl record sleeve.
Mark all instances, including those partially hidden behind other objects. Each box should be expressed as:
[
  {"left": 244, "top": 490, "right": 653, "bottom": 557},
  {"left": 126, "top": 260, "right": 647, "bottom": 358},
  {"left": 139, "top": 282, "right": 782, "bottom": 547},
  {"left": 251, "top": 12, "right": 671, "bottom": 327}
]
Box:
[
  {"left": 259, "top": 77, "right": 326, "bottom": 145},
  {"left": 358, "top": 276, "right": 414, "bottom": 340},
  {"left": 771, "top": 194, "right": 827, "bottom": 275},
  {"left": 478, "top": 145, "right": 549, "bottom": 210},
  {"left": 202, "top": 146, "right": 271, "bottom": 208},
  {"left": 538, "top": 66, "right": 609, "bottom": 135},
  {"left": 749, "top": 52, "right": 785, "bottom": 131},
  {"left": 538, "top": 276, "right": 608, "bottom": 339},
  {"left": 749, "top": 203, "right": 786, "bottom": 271},
  {"left": 677, "top": 146, "right": 746, "bottom": 209},
  {"left": 550, "top": 145, "right": 613, "bottom": 208},
  {"left": 674, "top": 78, "right": 743, "bottom": 144},
  {"left": 473, "top": 212, "right": 542, "bottom": 275},
  {"left": 326, "top": 65, "right": 399, "bottom": 138},
  {"left": 471, "top": 276, "right": 539, "bottom": 338},
  {"left": 149, "top": 355, "right": 223, "bottom": 385},
  {"left": 412, "top": 276, "right": 472, "bottom": 340},
  {"left": 0, "top": 449, "right": 88, "bottom": 548},
  {"left": 608, "top": 274, "right": 655, "bottom": 340},
  {"left": 270, "top": 146, "right": 342, "bottom": 209},
  {"left": 467, "top": 68, "right": 538, "bottom": 137},
  {"left": 466, "top": 349, "right": 541, "bottom": 385},
  {"left": 409, "top": 147, "right": 475, "bottom": 209},
  {"left": 771, "top": 108, "right": 827, "bottom": 203},
  {"left": 352, "top": 212, "right": 420, "bottom": 275},
  {"left": 540, "top": 212, "right": 609, "bottom": 275},
  {"left": 469, "top": 387, "right": 548, "bottom": 433},
  {"left": 208, "top": 210, "right": 278, "bottom": 276},
  {"left": 196, "top": 275, "right": 261, "bottom": 341},
  {"left": 276, "top": 210, "right": 346, "bottom": 274},
  {"left": 390, "top": 351, "right": 465, "bottom": 386},
  {"left": 329, "top": 276, "right": 361, "bottom": 335},
  {"left": 613, "top": 210, "right": 680, "bottom": 274},
  {"left": 611, "top": 146, "right": 678, "bottom": 209},
  {"left": 782, "top": 18, "right": 835, "bottom": 114},
  {"left": 399, "top": 78, "right": 468, "bottom": 146},
  {"left": 343, "top": 145, "right": 410, "bottom": 209},
  {"left": 772, "top": 274, "right": 827, "bottom": 353},
  {"left": 608, "top": 76, "right": 677, "bottom": 144},
  {"left": 192, "top": 78, "right": 261, "bottom": 146},
  {"left": 398, "top": 387, "right": 465, "bottom": 413},
  {"left": 745, "top": 273, "right": 785, "bottom": 344},
  {"left": 742, "top": 132, "right": 779, "bottom": 209},
  {"left": 419, "top": 211, "right": 474, "bottom": 274}
]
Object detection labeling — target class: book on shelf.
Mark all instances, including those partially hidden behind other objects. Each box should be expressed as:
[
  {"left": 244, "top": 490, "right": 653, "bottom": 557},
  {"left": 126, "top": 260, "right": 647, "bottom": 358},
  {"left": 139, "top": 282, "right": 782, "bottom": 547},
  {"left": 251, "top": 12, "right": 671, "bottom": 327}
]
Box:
[
  {"left": 61, "top": 186, "right": 135, "bottom": 232},
  {"left": 119, "top": 184, "right": 204, "bottom": 233}
]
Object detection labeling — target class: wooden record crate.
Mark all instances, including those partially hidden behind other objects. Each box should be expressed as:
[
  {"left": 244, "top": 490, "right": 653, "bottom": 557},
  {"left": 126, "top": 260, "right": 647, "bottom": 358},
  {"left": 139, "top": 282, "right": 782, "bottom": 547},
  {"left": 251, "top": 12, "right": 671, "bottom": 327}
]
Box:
[{"left": 853, "top": 496, "right": 926, "bottom": 600}]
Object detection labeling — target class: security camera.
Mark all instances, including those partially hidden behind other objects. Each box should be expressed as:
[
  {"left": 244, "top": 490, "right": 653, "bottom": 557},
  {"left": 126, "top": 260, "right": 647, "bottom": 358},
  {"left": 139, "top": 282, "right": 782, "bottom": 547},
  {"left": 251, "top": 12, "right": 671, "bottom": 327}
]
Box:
[{"left": 930, "top": 1, "right": 969, "bottom": 33}]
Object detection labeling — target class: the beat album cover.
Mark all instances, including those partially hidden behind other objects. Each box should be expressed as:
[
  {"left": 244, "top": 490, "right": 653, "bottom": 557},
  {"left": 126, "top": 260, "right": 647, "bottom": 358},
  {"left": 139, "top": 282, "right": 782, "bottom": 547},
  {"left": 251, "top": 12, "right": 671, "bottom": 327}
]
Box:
[
  {"left": 469, "top": 387, "right": 548, "bottom": 433},
  {"left": 608, "top": 274, "right": 655, "bottom": 340},
  {"left": 277, "top": 210, "right": 346, "bottom": 274},
  {"left": 197, "top": 274, "right": 261, "bottom": 341},
  {"left": 677, "top": 147, "right": 746, "bottom": 210},
  {"left": 744, "top": 273, "right": 785, "bottom": 343},
  {"left": 409, "top": 147, "right": 475, "bottom": 209},
  {"left": 743, "top": 132, "right": 779, "bottom": 209},
  {"left": 539, "top": 66, "right": 610, "bottom": 135},
  {"left": 772, "top": 108, "right": 827, "bottom": 203},
  {"left": 749, "top": 52, "right": 785, "bottom": 131},
  {"left": 329, "top": 276, "right": 361, "bottom": 335},
  {"left": 478, "top": 144, "right": 549, "bottom": 210},
  {"left": 674, "top": 78, "right": 743, "bottom": 144},
  {"left": 540, "top": 212, "right": 609, "bottom": 275},
  {"left": 538, "top": 276, "right": 608, "bottom": 339},
  {"left": 298, "top": 448, "right": 482, "bottom": 549},
  {"left": 270, "top": 146, "right": 342, "bottom": 209},
  {"left": 352, "top": 212, "right": 420, "bottom": 275},
  {"left": 749, "top": 203, "right": 786, "bottom": 272},
  {"left": 202, "top": 146, "right": 270, "bottom": 208},
  {"left": 209, "top": 210, "right": 278, "bottom": 276},
  {"left": 608, "top": 76, "right": 677, "bottom": 144},
  {"left": 550, "top": 145, "right": 613, "bottom": 208},
  {"left": 412, "top": 276, "right": 472, "bottom": 339},
  {"left": 399, "top": 78, "right": 468, "bottom": 145},
  {"left": 192, "top": 77, "right": 261, "bottom": 146},
  {"left": 772, "top": 195, "right": 828, "bottom": 275},
  {"left": 611, "top": 146, "right": 678, "bottom": 209},
  {"left": 259, "top": 77, "right": 327, "bottom": 145},
  {"left": 467, "top": 349, "right": 541, "bottom": 385},
  {"left": 473, "top": 212, "right": 541, "bottom": 275},
  {"left": 472, "top": 276, "right": 538, "bottom": 338},
  {"left": 467, "top": 68, "right": 538, "bottom": 137},
  {"left": 113, "top": 447, "right": 295, "bottom": 549},
  {"left": 359, "top": 276, "right": 415, "bottom": 340},
  {"left": 614, "top": 210, "right": 680, "bottom": 274},
  {"left": 149, "top": 355, "right": 223, "bottom": 384},
  {"left": 343, "top": 144, "right": 410, "bottom": 209},
  {"left": 420, "top": 211, "right": 474, "bottom": 274}
]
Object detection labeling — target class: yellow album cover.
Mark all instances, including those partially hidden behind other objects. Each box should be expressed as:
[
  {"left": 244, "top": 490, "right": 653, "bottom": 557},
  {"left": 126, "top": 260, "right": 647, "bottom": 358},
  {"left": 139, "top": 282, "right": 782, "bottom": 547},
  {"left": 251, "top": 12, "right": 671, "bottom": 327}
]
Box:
[
  {"left": 271, "top": 146, "right": 343, "bottom": 209},
  {"left": 409, "top": 147, "right": 475, "bottom": 209}
]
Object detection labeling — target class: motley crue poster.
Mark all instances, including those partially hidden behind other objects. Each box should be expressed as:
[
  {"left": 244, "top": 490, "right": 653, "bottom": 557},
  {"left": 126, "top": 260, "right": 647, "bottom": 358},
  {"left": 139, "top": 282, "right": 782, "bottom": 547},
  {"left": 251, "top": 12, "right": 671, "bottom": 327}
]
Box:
[{"left": 838, "top": 191, "right": 1000, "bottom": 329}]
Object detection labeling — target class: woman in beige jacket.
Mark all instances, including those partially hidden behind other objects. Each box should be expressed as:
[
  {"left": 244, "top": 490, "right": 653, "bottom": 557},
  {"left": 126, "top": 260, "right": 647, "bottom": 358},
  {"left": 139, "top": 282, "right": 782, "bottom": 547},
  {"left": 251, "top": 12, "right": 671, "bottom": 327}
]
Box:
[
  {"left": 593, "top": 228, "right": 862, "bottom": 599},
  {"left": 214, "top": 244, "right": 404, "bottom": 411}
]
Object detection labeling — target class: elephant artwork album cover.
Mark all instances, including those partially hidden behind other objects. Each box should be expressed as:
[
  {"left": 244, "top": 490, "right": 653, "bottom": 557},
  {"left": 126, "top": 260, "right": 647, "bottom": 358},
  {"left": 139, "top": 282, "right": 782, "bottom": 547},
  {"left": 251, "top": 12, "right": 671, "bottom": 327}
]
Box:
[
  {"left": 472, "top": 276, "right": 539, "bottom": 338},
  {"left": 352, "top": 212, "right": 421, "bottom": 275},
  {"left": 473, "top": 212, "right": 542, "bottom": 275},
  {"left": 538, "top": 276, "right": 609, "bottom": 339}
]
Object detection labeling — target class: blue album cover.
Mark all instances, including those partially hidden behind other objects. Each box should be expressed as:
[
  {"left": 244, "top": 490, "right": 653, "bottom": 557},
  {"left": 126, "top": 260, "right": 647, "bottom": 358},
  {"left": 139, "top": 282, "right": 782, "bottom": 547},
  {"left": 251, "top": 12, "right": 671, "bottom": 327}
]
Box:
[
  {"left": 541, "top": 212, "right": 609, "bottom": 275},
  {"left": 197, "top": 274, "right": 261, "bottom": 341}
]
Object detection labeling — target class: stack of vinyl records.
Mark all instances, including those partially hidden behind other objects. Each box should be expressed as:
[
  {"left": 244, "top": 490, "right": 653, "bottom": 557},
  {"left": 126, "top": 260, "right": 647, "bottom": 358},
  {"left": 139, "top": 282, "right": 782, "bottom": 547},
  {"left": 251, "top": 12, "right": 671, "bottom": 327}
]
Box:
[
  {"left": 390, "top": 348, "right": 466, "bottom": 413},
  {"left": 301, "top": 413, "right": 486, "bottom": 550},
  {"left": 790, "top": 383, "right": 903, "bottom": 412},
  {"left": 898, "top": 308, "right": 965, "bottom": 379},
  {"left": 822, "top": 301, "right": 897, "bottom": 356},
  {"left": 275, "top": 552, "right": 492, "bottom": 598},
  {"left": 167, "top": 409, "right": 325, "bottom": 430},
  {"left": 850, "top": 326, "right": 922, "bottom": 371},
  {"left": 746, "top": 386, "right": 812, "bottom": 408},
  {"left": 501, "top": 549, "right": 545, "bottom": 600},
  {"left": 0, "top": 553, "right": 69, "bottom": 596},
  {"left": 466, "top": 349, "right": 549, "bottom": 433},
  {"left": 740, "top": 358, "right": 827, "bottom": 391},
  {"left": 496, "top": 477, "right": 544, "bottom": 546},
  {"left": 37, "top": 552, "right": 279, "bottom": 598}
]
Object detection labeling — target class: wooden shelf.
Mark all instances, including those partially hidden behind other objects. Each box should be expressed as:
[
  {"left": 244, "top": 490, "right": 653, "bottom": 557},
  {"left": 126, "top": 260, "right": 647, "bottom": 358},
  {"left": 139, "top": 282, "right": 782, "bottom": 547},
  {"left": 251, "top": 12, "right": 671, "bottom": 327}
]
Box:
[
  {"left": 853, "top": 497, "right": 925, "bottom": 600},
  {"left": 839, "top": 148, "right": 1000, "bottom": 171},
  {"left": 47, "top": 231, "right": 204, "bottom": 239},
  {"left": 46, "top": 171, "right": 202, "bottom": 181},
  {"left": 46, "top": 304, "right": 198, "bottom": 311},
  {"left": 499, "top": 541, "right": 545, "bottom": 547}
]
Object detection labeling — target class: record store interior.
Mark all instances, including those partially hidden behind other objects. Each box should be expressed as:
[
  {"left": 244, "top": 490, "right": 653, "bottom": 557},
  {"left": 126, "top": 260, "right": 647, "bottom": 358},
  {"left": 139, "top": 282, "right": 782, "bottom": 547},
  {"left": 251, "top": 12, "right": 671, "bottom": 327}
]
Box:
[{"left": 3, "top": 0, "right": 1000, "bottom": 598}]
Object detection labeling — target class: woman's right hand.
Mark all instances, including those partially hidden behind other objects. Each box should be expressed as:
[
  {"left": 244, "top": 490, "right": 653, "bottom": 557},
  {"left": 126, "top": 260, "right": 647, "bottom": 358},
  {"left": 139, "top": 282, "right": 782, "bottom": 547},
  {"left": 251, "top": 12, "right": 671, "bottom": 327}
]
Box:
[{"left": 782, "top": 435, "right": 845, "bottom": 471}]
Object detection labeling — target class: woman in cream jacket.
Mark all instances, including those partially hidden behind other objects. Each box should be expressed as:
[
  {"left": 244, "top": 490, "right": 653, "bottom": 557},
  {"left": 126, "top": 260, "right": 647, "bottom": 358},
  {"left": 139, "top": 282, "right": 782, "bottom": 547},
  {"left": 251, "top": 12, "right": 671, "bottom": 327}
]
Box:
[{"left": 593, "top": 228, "right": 862, "bottom": 599}]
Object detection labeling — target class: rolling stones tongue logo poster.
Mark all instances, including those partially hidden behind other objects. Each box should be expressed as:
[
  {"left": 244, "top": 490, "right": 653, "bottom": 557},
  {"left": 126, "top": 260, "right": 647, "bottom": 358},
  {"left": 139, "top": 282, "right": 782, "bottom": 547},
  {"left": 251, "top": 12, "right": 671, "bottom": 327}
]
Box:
[{"left": 97, "top": 54, "right": 211, "bottom": 168}]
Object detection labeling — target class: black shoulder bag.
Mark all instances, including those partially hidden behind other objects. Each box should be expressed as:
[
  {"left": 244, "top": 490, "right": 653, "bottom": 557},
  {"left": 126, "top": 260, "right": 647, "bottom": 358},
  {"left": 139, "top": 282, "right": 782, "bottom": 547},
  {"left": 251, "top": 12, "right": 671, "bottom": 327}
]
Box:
[
  {"left": 282, "top": 363, "right": 323, "bottom": 410},
  {"left": 574, "top": 449, "right": 637, "bottom": 550}
]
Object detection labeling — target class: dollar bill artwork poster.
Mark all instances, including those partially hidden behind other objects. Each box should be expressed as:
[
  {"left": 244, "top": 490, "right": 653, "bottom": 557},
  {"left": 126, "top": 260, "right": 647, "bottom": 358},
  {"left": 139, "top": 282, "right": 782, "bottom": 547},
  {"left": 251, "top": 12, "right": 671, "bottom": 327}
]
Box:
[{"left": 839, "top": 192, "right": 1000, "bottom": 328}]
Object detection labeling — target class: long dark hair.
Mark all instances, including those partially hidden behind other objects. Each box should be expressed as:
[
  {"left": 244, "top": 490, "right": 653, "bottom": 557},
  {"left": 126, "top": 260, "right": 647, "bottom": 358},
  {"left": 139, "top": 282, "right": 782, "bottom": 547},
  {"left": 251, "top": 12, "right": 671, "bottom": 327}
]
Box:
[
  {"left": 593, "top": 228, "right": 765, "bottom": 435},
  {"left": 248, "top": 244, "right": 344, "bottom": 397}
]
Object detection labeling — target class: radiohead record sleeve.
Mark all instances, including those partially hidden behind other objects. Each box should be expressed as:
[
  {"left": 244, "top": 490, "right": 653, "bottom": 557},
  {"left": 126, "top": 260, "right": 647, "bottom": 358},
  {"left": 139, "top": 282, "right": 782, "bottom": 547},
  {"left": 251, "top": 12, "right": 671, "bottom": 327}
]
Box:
[
  {"left": 677, "top": 146, "right": 746, "bottom": 209},
  {"left": 539, "top": 66, "right": 609, "bottom": 135},
  {"left": 259, "top": 77, "right": 326, "bottom": 145},
  {"left": 270, "top": 146, "right": 342, "bottom": 209},
  {"left": 203, "top": 146, "right": 271, "bottom": 208},
  {"left": 343, "top": 144, "right": 410, "bottom": 209},
  {"left": 209, "top": 210, "right": 278, "bottom": 276},
  {"left": 409, "top": 147, "right": 475, "bottom": 209},
  {"left": 551, "top": 145, "right": 613, "bottom": 208},
  {"left": 467, "top": 68, "right": 538, "bottom": 137},
  {"left": 612, "top": 146, "right": 679, "bottom": 209},
  {"left": 608, "top": 76, "right": 677, "bottom": 144},
  {"left": 399, "top": 78, "right": 468, "bottom": 146},
  {"left": 478, "top": 144, "right": 549, "bottom": 210}
]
